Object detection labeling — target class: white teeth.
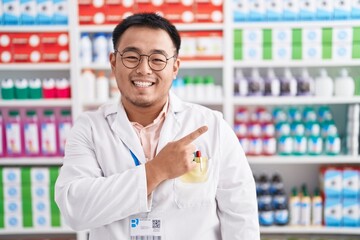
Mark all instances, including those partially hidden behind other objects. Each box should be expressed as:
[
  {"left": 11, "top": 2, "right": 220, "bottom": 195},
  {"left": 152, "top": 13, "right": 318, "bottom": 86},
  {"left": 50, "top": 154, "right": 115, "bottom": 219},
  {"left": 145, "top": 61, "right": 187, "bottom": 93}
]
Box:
[{"left": 133, "top": 81, "right": 153, "bottom": 87}]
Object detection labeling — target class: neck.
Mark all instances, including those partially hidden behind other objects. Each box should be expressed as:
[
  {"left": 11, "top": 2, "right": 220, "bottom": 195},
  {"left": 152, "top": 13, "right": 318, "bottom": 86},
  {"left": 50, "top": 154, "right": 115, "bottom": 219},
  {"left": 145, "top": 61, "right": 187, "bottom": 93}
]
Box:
[{"left": 122, "top": 99, "right": 167, "bottom": 126}]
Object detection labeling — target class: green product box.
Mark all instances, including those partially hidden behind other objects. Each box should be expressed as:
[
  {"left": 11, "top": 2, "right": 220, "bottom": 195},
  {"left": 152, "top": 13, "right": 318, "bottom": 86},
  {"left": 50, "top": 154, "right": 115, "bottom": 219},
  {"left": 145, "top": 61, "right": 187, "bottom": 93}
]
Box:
[
  {"left": 353, "top": 27, "right": 360, "bottom": 42},
  {"left": 322, "top": 43, "right": 332, "bottom": 59},
  {"left": 263, "top": 29, "right": 272, "bottom": 44},
  {"left": 234, "top": 46, "right": 243, "bottom": 60},
  {"left": 292, "top": 44, "right": 302, "bottom": 60},
  {"left": 352, "top": 42, "right": 360, "bottom": 59},
  {"left": 292, "top": 28, "right": 302, "bottom": 44},
  {"left": 233, "top": 29, "right": 242, "bottom": 44},
  {"left": 322, "top": 28, "right": 333, "bottom": 44},
  {"left": 263, "top": 43, "right": 272, "bottom": 60}
]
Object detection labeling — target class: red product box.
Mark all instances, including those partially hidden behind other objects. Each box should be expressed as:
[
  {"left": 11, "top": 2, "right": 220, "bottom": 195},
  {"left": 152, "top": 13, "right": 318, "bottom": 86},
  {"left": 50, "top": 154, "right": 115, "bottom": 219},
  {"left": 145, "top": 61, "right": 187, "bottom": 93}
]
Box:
[
  {"left": 194, "top": 0, "right": 223, "bottom": 23},
  {"left": 160, "top": 3, "right": 195, "bottom": 23},
  {"left": 12, "top": 33, "right": 42, "bottom": 63},
  {"left": 78, "top": 1, "right": 107, "bottom": 25},
  {"left": 194, "top": 31, "right": 223, "bottom": 60},
  {"left": 105, "top": 1, "right": 135, "bottom": 24},
  {"left": 135, "top": 0, "right": 161, "bottom": 13},
  {"left": 0, "top": 33, "right": 13, "bottom": 63},
  {"left": 41, "top": 32, "right": 69, "bottom": 63}
]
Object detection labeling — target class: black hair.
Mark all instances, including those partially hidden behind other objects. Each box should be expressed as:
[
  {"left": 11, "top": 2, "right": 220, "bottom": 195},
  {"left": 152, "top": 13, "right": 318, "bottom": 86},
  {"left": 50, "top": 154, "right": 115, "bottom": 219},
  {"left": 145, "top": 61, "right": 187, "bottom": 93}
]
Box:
[{"left": 112, "top": 13, "right": 181, "bottom": 55}]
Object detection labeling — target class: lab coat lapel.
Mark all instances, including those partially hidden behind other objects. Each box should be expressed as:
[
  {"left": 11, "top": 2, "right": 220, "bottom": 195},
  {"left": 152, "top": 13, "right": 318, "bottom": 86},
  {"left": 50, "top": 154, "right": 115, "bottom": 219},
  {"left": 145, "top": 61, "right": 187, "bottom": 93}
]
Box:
[
  {"left": 157, "top": 93, "right": 187, "bottom": 153},
  {"left": 109, "top": 103, "right": 146, "bottom": 164}
]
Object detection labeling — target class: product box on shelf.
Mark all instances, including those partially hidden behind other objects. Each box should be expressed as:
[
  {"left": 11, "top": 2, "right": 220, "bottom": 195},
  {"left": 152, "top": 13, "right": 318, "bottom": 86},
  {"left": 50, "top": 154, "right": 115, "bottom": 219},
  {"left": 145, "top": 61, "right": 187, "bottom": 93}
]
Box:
[
  {"left": 3, "top": 0, "right": 20, "bottom": 25},
  {"left": 0, "top": 33, "right": 12, "bottom": 63},
  {"left": 233, "top": 0, "right": 249, "bottom": 22},
  {"left": 248, "top": 0, "right": 265, "bottom": 21},
  {"left": 78, "top": 0, "right": 107, "bottom": 24},
  {"left": 12, "top": 33, "right": 41, "bottom": 63},
  {"left": 20, "top": 0, "right": 37, "bottom": 25},
  {"left": 282, "top": 0, "right": 298, "bottom": 21},
  {"left": 316, "top": 0, "right": 333, "bottom": 20},
  {"left": 342, "top": 198, "right": 359, "bottom": 227},
  {"left": 0, "top": 167, "right": 63, "bottom": 229},
  {"left": 265, "top": 0, "right": 282, "bottom": 21},
  {"left": 53, "top": 0, "right": 68, "bottom": 25},
  {"left": 194, "top": 0, "right": 223, "bottom": 23},
  {"left": 41, "top": 32, "right": 69, "bottom": 62},
  {"left": 333, "top": 0, "right": 351, "bottom": 20},
  {"left": 36, "top": 0, "right": 54, "bottom": 25},
  {"left": 160, "top": 3, "right": 195, "bottom": 23}
]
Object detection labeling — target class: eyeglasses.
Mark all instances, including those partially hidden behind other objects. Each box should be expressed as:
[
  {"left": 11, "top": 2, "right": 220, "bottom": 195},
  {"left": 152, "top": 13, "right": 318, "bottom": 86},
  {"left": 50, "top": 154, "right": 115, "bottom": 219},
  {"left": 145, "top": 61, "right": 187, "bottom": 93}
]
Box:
[{"left": 114, "top": 50, "right": 176, "bottom": 71}]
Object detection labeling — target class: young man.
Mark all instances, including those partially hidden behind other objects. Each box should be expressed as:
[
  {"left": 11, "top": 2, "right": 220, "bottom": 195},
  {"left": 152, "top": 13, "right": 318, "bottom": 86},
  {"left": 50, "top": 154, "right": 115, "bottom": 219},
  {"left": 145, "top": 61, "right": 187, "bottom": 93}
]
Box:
[{"left": 55, "top": 13, "right": 260, "bottom": 240}]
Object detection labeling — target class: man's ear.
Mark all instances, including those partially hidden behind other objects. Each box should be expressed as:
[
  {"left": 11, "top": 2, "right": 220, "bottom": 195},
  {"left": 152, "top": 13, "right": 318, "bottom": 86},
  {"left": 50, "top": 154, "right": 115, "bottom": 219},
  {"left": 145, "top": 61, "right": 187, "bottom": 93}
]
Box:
[{"left": 110, "top": 52, "right": 116, "bottom": 71}]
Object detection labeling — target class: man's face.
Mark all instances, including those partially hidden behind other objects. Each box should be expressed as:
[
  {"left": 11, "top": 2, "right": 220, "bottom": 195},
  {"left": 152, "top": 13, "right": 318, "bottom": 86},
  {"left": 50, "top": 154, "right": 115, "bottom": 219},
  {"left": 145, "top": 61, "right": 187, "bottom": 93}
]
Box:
[{"left": 110, "top": 26, "right": 180, "bottom": 109}]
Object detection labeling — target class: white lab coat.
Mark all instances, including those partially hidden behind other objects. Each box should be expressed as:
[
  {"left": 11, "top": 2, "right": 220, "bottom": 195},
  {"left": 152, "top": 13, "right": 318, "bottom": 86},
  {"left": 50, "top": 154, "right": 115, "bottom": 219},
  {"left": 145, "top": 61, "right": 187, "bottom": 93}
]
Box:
[{"left": 55, "top": 92, "right": 260, "bottom": 240}]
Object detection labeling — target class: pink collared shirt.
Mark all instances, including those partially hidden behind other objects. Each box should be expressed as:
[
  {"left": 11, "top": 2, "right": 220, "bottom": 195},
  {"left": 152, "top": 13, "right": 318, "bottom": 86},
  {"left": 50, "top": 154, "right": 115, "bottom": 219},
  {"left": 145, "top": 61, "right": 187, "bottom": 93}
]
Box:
[{"left": 131, "top": 100, "right": 168, "bottom": 162}]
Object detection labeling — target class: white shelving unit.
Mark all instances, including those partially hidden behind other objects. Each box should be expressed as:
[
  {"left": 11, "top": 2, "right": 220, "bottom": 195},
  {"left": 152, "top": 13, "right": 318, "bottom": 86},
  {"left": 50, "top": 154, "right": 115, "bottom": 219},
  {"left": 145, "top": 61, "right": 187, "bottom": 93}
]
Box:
[{"left": 1, "top": 1, "right": 360, "bottom": 240}]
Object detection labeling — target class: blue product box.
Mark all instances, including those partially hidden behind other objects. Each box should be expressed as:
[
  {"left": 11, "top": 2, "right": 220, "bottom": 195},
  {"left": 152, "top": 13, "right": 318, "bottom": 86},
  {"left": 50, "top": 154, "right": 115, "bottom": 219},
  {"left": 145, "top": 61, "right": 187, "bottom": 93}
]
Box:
[
  {"left": 249, "top": 0, "right": 265, "bottom": 21},
  {"left": 342, "top": 198, "right": 359, "bottom": 227},
  {"left": 52, "top": 0, "right": 67, "bottom": 25},
  {"left": 20, "top": 0, "right": 36, "bottom": 25},
  {"left": 352, "top": 0, "right": 360, "bottom": 19},
  {"left": 324, "top": 197, "right": 342, "bottom": 227},
  {"left": 299, "top": 0, "right": 316, "bottom": 20},
  {"left": 3, "top": 0, "right": 20, "bottom": 25},
  {"left": 233, "top": 0, "right": 248, "bottom": 22},
  {"left": 36, "top": 0, "right": 53, "bottom": 24},
  {"left": 342, "top": 168, "right": 359, "bottom": 199},
  {"left": 316, "top": 0, "right": 333, "bottom": 20},
  {"left": 282, "top": 0, "right": 299, "bottom": 21},
  {"left": 265, "top": 0, "right": 282, "bottom": 21},
  {"left": 333, "top": 0, "right": 351, "bottom": 19}
]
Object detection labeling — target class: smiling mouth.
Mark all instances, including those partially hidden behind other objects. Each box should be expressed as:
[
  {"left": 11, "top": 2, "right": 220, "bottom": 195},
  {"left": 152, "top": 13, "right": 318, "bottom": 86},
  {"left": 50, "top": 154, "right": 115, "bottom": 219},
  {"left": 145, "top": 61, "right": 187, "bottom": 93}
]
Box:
[{"left": 132, "top": 81, "right": 155, "bottom": 88}]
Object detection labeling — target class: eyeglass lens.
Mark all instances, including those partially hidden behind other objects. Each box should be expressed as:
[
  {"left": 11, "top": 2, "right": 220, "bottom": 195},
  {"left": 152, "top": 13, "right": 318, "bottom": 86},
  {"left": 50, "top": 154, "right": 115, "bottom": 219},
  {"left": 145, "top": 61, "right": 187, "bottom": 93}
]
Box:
[{"left": 121, "top": 51, "right": 168, "bottom": 71}]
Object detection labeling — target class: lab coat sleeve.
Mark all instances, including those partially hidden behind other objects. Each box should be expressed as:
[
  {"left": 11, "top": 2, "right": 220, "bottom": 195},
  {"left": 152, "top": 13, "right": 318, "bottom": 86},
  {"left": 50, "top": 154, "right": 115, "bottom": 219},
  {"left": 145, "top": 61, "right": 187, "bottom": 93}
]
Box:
[
  {"left": 216, "top": 119, "right": 260, "bottom": 240},
  {"left": 55, "top": 114, "right": 150, "bottom": 231}
]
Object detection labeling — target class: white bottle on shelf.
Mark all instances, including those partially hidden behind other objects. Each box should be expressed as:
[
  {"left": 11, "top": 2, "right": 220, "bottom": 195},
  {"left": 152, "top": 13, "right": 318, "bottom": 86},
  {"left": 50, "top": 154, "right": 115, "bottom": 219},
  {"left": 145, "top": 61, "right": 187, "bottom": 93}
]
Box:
[
  {"left": 264, "top": 68, "right": 280, "bottom": 96},
  {"left": 334, "top": 68, "right": 354, "bottom": 97},
  {"left": 81, "top": 69, "right": 96, "bottom": 102},
  {"left": 314, "top": 68, "right": 333, "bottom": 97},
  {"left": 93, "top": 33, "right": 108, "bottom": 64},
  {"left": 234, "top": 68, "right": 248, "bottom": 96},
  {"left": 280, "top": 68, "right": 297, "bottom": 96},
  {"left": 96, "top": 71, "right": 109, "bottom": 102},
  {"left": 80, "top": 33, "right": 93, "bottom": 65}
]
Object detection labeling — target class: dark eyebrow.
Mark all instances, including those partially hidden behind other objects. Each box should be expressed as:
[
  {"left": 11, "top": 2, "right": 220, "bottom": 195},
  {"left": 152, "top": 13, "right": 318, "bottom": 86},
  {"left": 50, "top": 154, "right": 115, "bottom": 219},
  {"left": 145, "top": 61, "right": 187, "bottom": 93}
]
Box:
[{"left": 120, "top": 46, "right": 171, "bottom": 57}]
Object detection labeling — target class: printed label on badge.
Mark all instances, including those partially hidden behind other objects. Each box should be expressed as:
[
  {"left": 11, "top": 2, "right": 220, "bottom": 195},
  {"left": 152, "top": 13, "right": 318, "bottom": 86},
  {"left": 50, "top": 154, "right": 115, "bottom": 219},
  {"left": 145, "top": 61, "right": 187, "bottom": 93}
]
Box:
[{"left": 130, "top": 218, "right": 162, "bottom": 239}]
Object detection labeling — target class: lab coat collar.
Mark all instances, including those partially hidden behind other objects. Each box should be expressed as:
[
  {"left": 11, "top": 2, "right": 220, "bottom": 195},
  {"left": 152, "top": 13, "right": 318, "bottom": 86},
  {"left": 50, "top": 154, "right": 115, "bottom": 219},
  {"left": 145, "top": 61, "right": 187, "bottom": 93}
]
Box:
[{"left": 103, "top": 92, "right": 191, "bottom": 164}]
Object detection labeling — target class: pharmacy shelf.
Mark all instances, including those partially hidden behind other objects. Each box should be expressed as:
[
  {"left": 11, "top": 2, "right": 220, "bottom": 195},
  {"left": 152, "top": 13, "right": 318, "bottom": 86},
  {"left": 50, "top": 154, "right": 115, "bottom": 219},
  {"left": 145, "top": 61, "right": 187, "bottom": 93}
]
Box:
[
  {"left": 260, "top": 226, "right": 360, "bottom": 235},
  {"left": 78, "top": 23, "right": 223, "bottom": 33},
  {"left": 0, "top": 63, "right": 71, "bottom": 71},
  {"left": 233, "top": 96, "right": 360, "bottom": 106},
  {"left": 234, "top": 20, "right": 360, "bottom": 29},
  {"left": 0, "top": 157, "right": 64, "bottom": 165},
  {"left": 233, "top": 60, "right": 360, "bottom": 68},
  {"left": 0, "top": 227, "right": 74, "bottom": 235},
  {"left": 0, "top": 26, "right": 69, "bottom": 32},
  {"left": 0, "top": 99, "right": 72, "bottom": 107},
  {"left": 248, "top": 155, "right": 360, "bottom": 165}
]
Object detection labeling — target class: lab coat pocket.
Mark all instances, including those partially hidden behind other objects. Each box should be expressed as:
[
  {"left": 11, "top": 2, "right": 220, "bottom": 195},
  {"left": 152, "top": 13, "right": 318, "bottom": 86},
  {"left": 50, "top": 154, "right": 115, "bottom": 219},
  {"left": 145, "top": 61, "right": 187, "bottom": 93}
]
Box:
[{"left": 174, "top": 158, "right": 216, "bottom": 208}]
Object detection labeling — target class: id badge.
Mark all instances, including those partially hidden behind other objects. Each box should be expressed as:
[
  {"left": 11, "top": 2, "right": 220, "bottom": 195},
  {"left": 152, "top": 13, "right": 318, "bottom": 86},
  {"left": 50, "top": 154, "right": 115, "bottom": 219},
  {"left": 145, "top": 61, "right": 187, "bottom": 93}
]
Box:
[{"left": 130, "top": 218, "right": 163, "bottom": 240}]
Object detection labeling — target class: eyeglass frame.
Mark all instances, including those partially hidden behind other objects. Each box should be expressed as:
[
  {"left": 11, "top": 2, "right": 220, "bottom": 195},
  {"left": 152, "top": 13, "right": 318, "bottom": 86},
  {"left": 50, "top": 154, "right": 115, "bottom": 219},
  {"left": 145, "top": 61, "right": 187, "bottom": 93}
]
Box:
[{"left": 114, "top": 49, "right": 177, "bottom": 71}]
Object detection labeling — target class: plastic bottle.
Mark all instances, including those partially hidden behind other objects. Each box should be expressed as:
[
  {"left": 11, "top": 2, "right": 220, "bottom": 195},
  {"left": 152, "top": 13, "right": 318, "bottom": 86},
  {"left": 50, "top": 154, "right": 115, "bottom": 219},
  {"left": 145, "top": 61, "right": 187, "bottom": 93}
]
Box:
[
  {"left": 55, "top": 78, "right": 71, "bottom": 98},
  {"left": 300, "top": 184, "right": 311, "bottom": 226},
  {"left": 193, "top": 76, "right": 205, "bottom": 101},
  {"left": 248, "top": 68, "right": 263, "bottom": 96},
  {"left": 96, "top": 71, "right": 109, "bottom": 102},
  {"left": 270, "top": 173, "right": 284, "bottom": 195},
  {"left": 29, "top": 78, "right": 43, "bottom": 99},
  {"left": 0, "top": 111, "right": 5, "bottom": 157},
  {"left": 297, "top": 68, "right": 314, "bottom": 96},
  {"left": 204, "top": 75, "right": 216, "bottom": 101},
  {"left": 40, "top": 109, "right": 58, "bottom": 156},
  {"left": 58, "top": 109, "right": 72, "bottom": 155},
  {"left": 289, "top": 187, "right": 301, "bottom": 226},
  {"left": 334, "top": 68, "right": 355, "bottom": 97},
  {"left": 280, "top": 68, "right": 297, "bottom": 96},
  {"left": 109, "top": 73, "right": 120, "bottom": 100},
  {"left": 274, "top": 202, "right": 289, "bottom": 226},
  {"left": 5, "top": 110, "right": 23, "bottom": 157},
  {"left": 81, "top": 69, "right": 96, "bottom": 102},
  {"left": 314, "top": 68, "right": 333, "bottom": 97},
  {"left": 42, "top": 78, "right": 56, "bottom": 98},
  {"left": 1, "top": 78, "right": 15, "bottom": 100},
  {"left": 23, "top": 110, "right": 40, "bottom": 156},
  {"left": 311, "top": 187, "right": 323, "bottom": 226},
  {"left": 93, "top": 33, "right": 108, "bottom": 64},
  {"left": 264, "top": 68, "right": 280, "bottom": 96},
  {"left": 259, "top": 203, "right": 274, "bottom": 226},
  {"left": 14, "top": 78, "right": 29, "bottom": 99},
  {"left": 234, "top": 68, "right": 248, "bottom": 96},
  {"left": 80, "top": 33, "right": 93, "bottom": 65}
]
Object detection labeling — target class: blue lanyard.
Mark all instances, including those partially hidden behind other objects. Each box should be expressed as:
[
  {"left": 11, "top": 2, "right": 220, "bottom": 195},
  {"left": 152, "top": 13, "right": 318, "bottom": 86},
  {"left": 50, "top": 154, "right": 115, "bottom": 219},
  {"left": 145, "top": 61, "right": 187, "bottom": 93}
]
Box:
[{"left": 130, "top": 149, "right": 141, "bottom": 166}]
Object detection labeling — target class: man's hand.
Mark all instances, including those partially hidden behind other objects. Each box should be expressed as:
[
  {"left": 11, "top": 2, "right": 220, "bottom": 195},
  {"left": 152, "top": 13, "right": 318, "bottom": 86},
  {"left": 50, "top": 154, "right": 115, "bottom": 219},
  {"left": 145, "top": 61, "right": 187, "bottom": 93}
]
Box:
[{"left": 145, "top": 126, "right": 208, "bottom": 194}]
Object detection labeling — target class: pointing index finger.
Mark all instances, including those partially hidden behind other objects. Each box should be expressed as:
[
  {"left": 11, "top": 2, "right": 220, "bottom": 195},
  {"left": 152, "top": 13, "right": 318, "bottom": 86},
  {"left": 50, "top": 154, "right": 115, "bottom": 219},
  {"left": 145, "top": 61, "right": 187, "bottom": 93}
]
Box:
[{"left": 178, "top": 126, "right": 208, "bottom": 145}]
